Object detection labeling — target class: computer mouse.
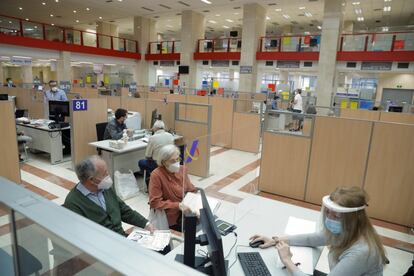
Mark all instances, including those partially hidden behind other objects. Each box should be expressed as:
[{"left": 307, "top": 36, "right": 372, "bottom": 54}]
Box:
[{"left": 249, "top": 240, "right": 264, "bottom": 248}]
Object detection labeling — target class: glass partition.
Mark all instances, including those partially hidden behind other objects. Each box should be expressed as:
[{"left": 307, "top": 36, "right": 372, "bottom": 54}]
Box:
[
  {"left": 342, "top": 34, "right": 366, "bottom": 51},
  {"left": 45, "top": 25, "right": 64, "bottom": 42},
  {"left": 0, "top": 203, "right": 15, "bottom": 276},
  {"left": 264, "top": 110, "right": 315, "bottom": 137},
  {"left": 21, "top": 22, "right": 43, "bottom": 39}
]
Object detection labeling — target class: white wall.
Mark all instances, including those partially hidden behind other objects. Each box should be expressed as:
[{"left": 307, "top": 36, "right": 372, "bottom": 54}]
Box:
[{"left": 377, "top": 73, "right": 414, "bottom": 102}]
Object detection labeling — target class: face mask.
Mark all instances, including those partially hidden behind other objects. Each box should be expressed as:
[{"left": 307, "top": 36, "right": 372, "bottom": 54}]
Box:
[
  {"left": 167, "top": 161, "right": 180, "bottom": 173},
  {"left": 325, "top": 217, "right": 342, "bottom": 235},
  {"left": 51, "top": 87, "right": 58, "bottom": 92},
  {"left": 97, "top": 175, "right": 113, "bottom": 190}
]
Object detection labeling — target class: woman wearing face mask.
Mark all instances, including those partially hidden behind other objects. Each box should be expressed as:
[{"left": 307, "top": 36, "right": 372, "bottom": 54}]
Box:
[
  {"left": 250, "top": 186, "right": 388, "bottom": 276},
  {"left": 149, "top": 144, "right": 197, "bottom": 232}
]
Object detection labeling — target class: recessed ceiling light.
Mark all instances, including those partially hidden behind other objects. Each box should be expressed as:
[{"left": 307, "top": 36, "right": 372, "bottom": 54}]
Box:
[
  {"left": 383, "top": 6, "right": 391, "bottom": 12},
  {"left": 225, "top": 19, "right": 233, "bottom": 22},
  {"left": 299, "top": 7, "right": 306, "bottom": 10},
  {"left": 9, "top": 21, "right": 12, "bottom": 24},
  {"left": 42, "top": 2, "right": 46, "bottom": 5},
  {"left": 118, "top": 0, "right": 123, "bottom": 1},
  {"left": 317, "top": 25, "right": 322, "bottom": 30},
  {"left": 86, "top": 7, "right": 90, "bottom": 11},
  {"left": 75, "top": 19, "right": 79, "bottom": 23},
  {"left": 73, "top": 10, "right": 77, "bottom": 13},
  {"left": 275, "top": 8, "right": 282, "bottom": 12},
  {"left": 19, "top": 7, "right": 23, "bottom": 10},
  {"left": 201, "top": 0, "right": 212, "bottom": 4},
  {"left": 355, "top": 8, "right": 362, "bottom": 14},
  {"left": 352, "top": 2, "right": 360, "bottom": 5},
  {"left": 50, "top": 14, "right": 54, "bottom": 17},
  {"left": 266, "top": 16, "right": 270, "bottom": 20},
  {"left": 357, "top": 17, "right": 364, "bottom": 21},
  {"left": 25, "top": 18, "right": 29, "bottom": 21},
  {"left": 223, "top": 25, "right": 230, "bottom": 29},
  {"left": 384, "top": 0, "right": 391, "bottom": 2},
  {"left": 304, "top": 12, "right": 312, "bottom": 17},
  {"left": 382, "top": 26, "right": 389, "bottom": 31},
  {"left": 34, "top": 26, "right": 38, "bottom": 29},
  {"left": 215, "top": 14, "right": 220, "bottom": 16},
  {"left": 55, "top": 0, "right": 59, "bottom": 2},
  {"left": 99, "top": 16, "right": 103, "bottom": 19},
  {"left": 233, "top": 12, "right": 239, "bottom": 15},
  {"left": 208, "top": 20, "right": 217, "bottom": 23},
  {"left": 51, "top": 23, "right": 55, "bottom": 26},
  {"left": 282, "top": 14, "right": 290, "bottom": 19}
]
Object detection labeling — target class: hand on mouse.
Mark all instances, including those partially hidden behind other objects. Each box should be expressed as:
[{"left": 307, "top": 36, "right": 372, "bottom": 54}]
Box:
[{"left": 249, "top": 235, "right": 276, "bottom": 249}]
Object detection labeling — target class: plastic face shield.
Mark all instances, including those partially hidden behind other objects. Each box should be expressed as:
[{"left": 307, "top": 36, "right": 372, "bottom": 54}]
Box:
[{"left": 322, "top": 195, "right": 366, "bottom": 213}]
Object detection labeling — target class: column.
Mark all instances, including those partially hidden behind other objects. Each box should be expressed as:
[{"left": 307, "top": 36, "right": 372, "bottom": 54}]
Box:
[
  {"left": 56, "top": 51, "right": 71, "bottom": 84},
  {"left": 180, "top": 10, "right": 205, "bottom": 89},
  {"left": 20, "top": 65, "right": 33, "bottom": 88},
  {"left": 239, "top": 3, "right": 266, "bottom": 93},
  {"left": 343, "top": 20, "right": 354, "bottom": 33},
  {"left": 133, "top": 16, "right": 157, "bottom": 86},
  {"left": 97, "top": 22, "right": 119, "bottom": 50},
  {"left": 0, "top": 64, "right": 3, "bottom": 85},
  {"left": 315, "top": 0, "right": 344, "bottom": 107}
]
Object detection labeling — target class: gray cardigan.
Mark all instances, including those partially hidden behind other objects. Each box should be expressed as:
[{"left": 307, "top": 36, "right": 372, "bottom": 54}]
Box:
[{"left": 288, "top": 232, "right": 383, "bottom": 276}]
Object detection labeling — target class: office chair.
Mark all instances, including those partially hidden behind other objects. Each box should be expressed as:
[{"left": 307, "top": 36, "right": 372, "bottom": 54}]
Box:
[
  {"left": 96, "top": 122, "right": 108, "bottom": 155},
  {"left": 15, "top": 109, "right": 27, "bottom": 118}
]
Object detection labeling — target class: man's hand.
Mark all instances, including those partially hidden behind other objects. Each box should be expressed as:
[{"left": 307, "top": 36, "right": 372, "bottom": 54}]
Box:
[
  {"left": 126, "top": 129, "right": 134, "bottom": 137},
  {"left": 145, "top": 223, "right": 157, "bottom": 234}
]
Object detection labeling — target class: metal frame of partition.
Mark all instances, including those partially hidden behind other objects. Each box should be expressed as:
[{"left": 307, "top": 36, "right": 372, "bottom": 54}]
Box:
[{"left": 0, "top": 177, "right": 201, "bottom": 275}]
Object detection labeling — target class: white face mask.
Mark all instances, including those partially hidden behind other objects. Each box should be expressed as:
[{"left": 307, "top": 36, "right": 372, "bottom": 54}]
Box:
[
  {"left": 167, "top": 161, "right": 180, "bottom": 173},
  {"left": 51, "top": 87, "right": 58, "bottom": 92},
  {"left": 97, "top": 175, "right": 113, "bottom": 190}
]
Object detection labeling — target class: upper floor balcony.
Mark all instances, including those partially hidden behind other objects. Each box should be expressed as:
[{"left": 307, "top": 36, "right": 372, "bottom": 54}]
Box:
[
  {"left": 194, "top": 37, "right": 242, "bottom": 60},
  {"left": 0, "top": 14, "right": 140, "bottom": 60},
  {"left": 145, "top": 41, "right": 181, "bottom": 60}
]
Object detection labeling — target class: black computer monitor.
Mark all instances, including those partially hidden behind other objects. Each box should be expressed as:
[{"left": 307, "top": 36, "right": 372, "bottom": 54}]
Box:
[
  {"left": 175, "top": 189, "right": 227, "bottom": 275},
  {"left": 49, "top": 100, "right": 70, "bottom": 122},
  {"left": 0, "top": 94, "right": 8, "bottom": 101},
  {"left": 388, "top": 106, "right": 403, "bottom": 113}
]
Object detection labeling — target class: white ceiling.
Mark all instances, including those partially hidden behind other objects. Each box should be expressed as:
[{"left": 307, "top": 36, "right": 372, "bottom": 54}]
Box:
[{"left": 0, "top": 0, "right": 413, "bottom": 40}]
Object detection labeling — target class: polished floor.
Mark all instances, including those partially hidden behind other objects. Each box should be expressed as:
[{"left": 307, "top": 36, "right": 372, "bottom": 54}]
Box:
[{"left": 2, "top": 146, "right": 413, "bottom": 275}]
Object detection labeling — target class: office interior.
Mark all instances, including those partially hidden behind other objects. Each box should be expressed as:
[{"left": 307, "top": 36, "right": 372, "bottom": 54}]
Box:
[{"left": 0, "top": 0, "right": 413, "bottom": 275}]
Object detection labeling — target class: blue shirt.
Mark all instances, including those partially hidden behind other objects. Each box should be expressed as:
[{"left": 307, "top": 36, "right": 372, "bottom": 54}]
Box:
[
  {"left": 45, "top": 89, "right": 68, "bottom": 101},
  {"left": 76, "top": 182, "right": 107, "bottom": 211}
]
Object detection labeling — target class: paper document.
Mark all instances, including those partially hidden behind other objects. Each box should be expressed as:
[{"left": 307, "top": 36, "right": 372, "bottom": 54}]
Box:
[
  {"left": 182, "top": 192, "right": 221, "bottom": 216},
  {"left": 127, "top": 229, "right": 171, "bottom": 251},
  {"left": 284, "top": 217, "right": 317, "bottom": 275}
]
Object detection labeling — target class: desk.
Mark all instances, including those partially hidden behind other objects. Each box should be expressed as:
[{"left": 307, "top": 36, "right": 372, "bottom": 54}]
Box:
[
  {"left": 16, "top": 122, "right": 70, "bottom": 164},
  {"left": 166, "top": 195, "right": 322, "bottom": 275},
  {"left": 89, "top": 135, "right": 183, "bottom": 178}
]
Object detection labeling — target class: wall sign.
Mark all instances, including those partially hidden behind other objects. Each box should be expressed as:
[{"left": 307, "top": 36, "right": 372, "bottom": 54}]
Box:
[
  {"left": 240, "top": 65, "right": 253, "bottom": 74},
  {"left": 11, "top": 56, "right": 32, "bottom": 65},
  {"left": 73, "top": 99, "right": 88, "bottom": 111}
]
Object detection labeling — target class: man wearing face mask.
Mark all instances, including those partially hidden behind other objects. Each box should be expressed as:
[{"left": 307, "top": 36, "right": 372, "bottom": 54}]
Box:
[
  {"left": 149, "top": 145, "right": 197, "bottom": 232},
  {"left": 44, "top": 80, "right": 68, "bottom": 101},
  {"left": 63, "top": 155, "right": 155, "bottom": 236},
  {"left": 103, "top": 108, "right": 133, "bottom": 140}
]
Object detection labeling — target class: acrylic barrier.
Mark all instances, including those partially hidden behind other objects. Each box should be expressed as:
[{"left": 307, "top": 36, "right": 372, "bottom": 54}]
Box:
[{"left": 0, "top": 177, "right": 200, "bottom": 275}]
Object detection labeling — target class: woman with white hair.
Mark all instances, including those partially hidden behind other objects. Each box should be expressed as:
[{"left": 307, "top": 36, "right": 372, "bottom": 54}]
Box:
[{"left": 149, "top": 144, "right": 197, "bottom": 232}]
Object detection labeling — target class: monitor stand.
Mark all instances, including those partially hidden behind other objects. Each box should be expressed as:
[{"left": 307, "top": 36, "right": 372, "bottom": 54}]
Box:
[{"left": 175, "top": 255, "right": 229, "bottom": 275}]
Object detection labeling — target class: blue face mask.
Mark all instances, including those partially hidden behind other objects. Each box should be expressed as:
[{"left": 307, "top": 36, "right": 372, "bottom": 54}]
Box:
[{"left": 325, "top": 217, "right": 342, "bottom": 235}]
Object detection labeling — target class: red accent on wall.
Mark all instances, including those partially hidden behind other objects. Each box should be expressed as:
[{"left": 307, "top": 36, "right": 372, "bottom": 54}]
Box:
[
  {"left": 145, "top": 53, "right": 180, "bottom": 61},
  {"left": 337, "top": 51, "right": 414, "bottom": 61},
  {"left": 256, "top": 52, "right": 319, "bottom": 61},
  {"left": 0, "top": 34, "right": 141, "bottom": 60},
  {"left": 193, "top": 52, "right": 241, "bottom": 60}
]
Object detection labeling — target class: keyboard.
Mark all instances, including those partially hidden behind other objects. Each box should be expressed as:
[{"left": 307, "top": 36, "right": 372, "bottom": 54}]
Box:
[{"left": 238, "top": 252, "right": 272, "bottom": 276}]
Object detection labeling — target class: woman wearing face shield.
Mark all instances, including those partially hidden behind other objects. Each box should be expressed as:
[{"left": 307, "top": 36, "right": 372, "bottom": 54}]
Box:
[
  {"left": 149, "top": 144, "right": 197, "bottom": 232},
  {"left": 250, "top": 186, "right": 388, "bottom": 275}
]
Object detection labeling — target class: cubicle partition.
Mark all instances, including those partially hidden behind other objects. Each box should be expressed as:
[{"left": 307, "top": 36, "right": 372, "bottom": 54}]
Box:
[
  {"left": 100, "top": 95, "right": 121, "bottom": 111},
  {"left": 0, "top": 101, "right": 21, "bottom": 183},
  {"left": 70, "top": 98, "right": 108, "bottom": 166},
  {"left": 259, "top": 110, "right": 414, "bottom": 227},
  {"left": 0, "top": 87, "right": 45, "bottom": 118},
  {"left": 174, "top": 102, "right": 212, "bottom": 178},
  {"left": 121, "top": 97, "right": 146, "bottom": 125},
  {"left": 340, "top": 108, "right": 381, "bottom": 121},
  {"left": 145, "top": 99, "right": 175, "bottom": 130},
  {"left": 379, "top": 112, "right": 414, "bottom": 124},
  {"left": 208, "top": 97, "right": 234, "bottom": 147},
  {"left": 231, "top": 99, "right": 263, "bottom": 153},
  {"left": 71, "top": 87, "right": 99, "bottom": 98}
]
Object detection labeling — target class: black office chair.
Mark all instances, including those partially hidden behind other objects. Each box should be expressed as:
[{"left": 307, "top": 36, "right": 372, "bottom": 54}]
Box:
[
  {"left": 15, "top": 109, "right": 27, "bottom": 118},
  {"left": 96, "top": 122, "right": 108, "bottom": 155}
]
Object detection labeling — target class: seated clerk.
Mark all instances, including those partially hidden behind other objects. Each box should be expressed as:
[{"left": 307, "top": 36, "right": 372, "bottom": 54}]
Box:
[
  {"left": 250, "top": 186, "right": 387, "bottom": 276},
  {"left": 149, "top": 145, "right": 196, "bottom": 232},
  {"left": 44, "top": 80, "right": 68, "bottom": 102},
  {"left": 138, "top": 120, "right": 174, "bottom": 184},
  {"left": 63, "top": 155, "right": 155, "bottom": 236},
  {"left": 103, "top": 108, "right": 133, "bottom": 140}
]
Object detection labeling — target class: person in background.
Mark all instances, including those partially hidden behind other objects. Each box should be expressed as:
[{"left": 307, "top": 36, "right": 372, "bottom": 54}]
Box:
[
  {"left": 305, "top": 102, "right": 317, "bottom": 114},
  {"left": 149, "top": 145, "right": 197, "bottom": 232},
  {"left": 63, "top": 155, "right": 155, "bottom": 236},
  {"left": 138, "top": 120, "right": 174, "bottom": 188},
  {"left": 44, "top": 80, "right": 68, "bottom": 101},
  {"left": 98, "top": 81, "right": 106, "bottom": 89},
  {"left": 103, "top": 108, "right": 133, "bottom": 140},
  {"left": 250, "top": 186, "right": 387, "bottom": 276},
  {"left": 4, "top": 78, "right": 16, "bottom": 87},
  {"left": 290, "top": 89, "right": 303, "bottom": 131},
  {"left": 271, "top": 94, "right": 280, "bottom": 110}
]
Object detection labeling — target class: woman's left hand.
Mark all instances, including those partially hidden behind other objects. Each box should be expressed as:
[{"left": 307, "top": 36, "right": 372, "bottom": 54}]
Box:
[{"left": 275, "top": 241, "right": 292, "bottom": 264}]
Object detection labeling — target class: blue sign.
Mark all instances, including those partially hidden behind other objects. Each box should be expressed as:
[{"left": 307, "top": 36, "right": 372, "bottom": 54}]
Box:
[{"left": 73, "top": 99, "right": 88, "bottom": 111}]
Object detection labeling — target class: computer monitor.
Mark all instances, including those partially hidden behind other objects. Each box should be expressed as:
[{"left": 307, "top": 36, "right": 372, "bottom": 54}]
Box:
[
  {"left": 151, "top": 109, "right": 158, "bottom": 128},
  {"left": 49, "top": 100, "right": 70, "bottom": 122},
  {"left": 0, "top": 94, "right": 8, "bottom": 101},
  {"left": 175, "top": 189, "right": 227, "bottom": 275},
  {"left": 388, "top": 106, "right": 403, "bottom": 113}
]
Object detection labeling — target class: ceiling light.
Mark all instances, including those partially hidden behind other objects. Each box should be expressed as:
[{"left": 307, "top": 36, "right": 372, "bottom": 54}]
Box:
[
  {"left": 384, "top": 0, "right": 391, "bottom": 2},
  {"left": 266, "top": 16, "right": 270, "bottom": 20},
  {"left": 55, "top": 0, "right": 59, "bottom": 2},
  {"left": 233, "top": 12, "right": 239, "bottom": 15},
  {"left": 75, "top": 20, "right": 79, "bottom": 23},
  {"left": 225, "top": 19, "right": 233, "bottom": 22},
  {"left": 304, "top": 12, "right": 312, "bottom": 17},
  {"left": 99, "top": 16, "right": 103, "bottom": 19},
  {"left": 73, "top": 10, "right": 77, "bottom": 13},
  {"left": 275, "top": 8, "right": 282, "bottom": 12},
  {"left": 25, "top": 18, "right": 29, "bottom": 21},
  {"left": 86, "top": 7, "right": 90, "bottom": 11},
  {"left": 118, "top": 0, "right": 123, "bottom": 1},
  {"left": 383, "top": 6, "right": 391, "bottom": 12},
  {"left": 299, "top": 7, "right": 306, "bottom": 10},
  {"left": 50, "top": 14, "right": 54, "bottom": 17},
  {"left": 215, "top": 14, "right": 220, "bottom": 16},
  {"left": 166, "top": 24, "right": 173, "bottom": 28},
  {"left": 357, "top": 17, "right": 364, "bottom": 21},
  {"left": 304, "top": 31, "right": 310, "bottom": 35},
  {"left": 51, "top": 23, "right": 55, "bottom": 26},
  {"left": 317, "top": 25, "right": 322, "bottom": 30},
  {"left": 352, "top": 2, "right": 360, "bottom": 5},
  {"left": 85, "top": 29, "right": 96, "bottom": 33},
  {"left": 34, "top": 26, "right": 38, "bottom": 29},
  {"left": 382, "top": 26, "right": 389, "bottom": 31},
  {"left": 223, "top": 25, "right": 230, "bottom": 29},
  {"left": 208, "top": 20, "right": 217, "bottom": 24},
  {"left": 355, "top": 8, "right": 362, "bottom": 14},
  {"left": 282, "top": 14, "right": 290, "bottom": 19},
  {"left": 201, "top": 0, "right": 212, "bottom": 4},
  {"left": 9, "top": 21, "right": 12, "bottom": 24},
  {"left": 42, "top": 2, "right": 46, "bottom": 5},
  {"left": 19, "top": 7, "right": 23, "bottom": 10}
]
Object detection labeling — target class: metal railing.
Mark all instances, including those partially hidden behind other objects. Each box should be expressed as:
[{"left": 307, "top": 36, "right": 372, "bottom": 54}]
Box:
[
  {"left": 0, "top": 14, "right": 139, "bottom": 53},
  {"left": 197, "top": 37, "right": 242, "bottom": 53}
]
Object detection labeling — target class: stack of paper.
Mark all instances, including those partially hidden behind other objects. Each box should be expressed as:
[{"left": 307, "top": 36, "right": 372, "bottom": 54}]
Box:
[
  {"left": 182, "top": 192, "right": 221, "bottom": 216},
  {"left": 127, "top": 229, "right": 171, "bottom": 251}
]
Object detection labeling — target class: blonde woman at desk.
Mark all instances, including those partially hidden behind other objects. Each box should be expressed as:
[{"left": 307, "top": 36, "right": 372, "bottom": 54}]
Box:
[{"left": 250, "top": 186, "right": 387, "bottom": 276}]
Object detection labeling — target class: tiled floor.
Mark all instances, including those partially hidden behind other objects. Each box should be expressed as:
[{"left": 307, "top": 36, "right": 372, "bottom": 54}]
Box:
[{"left": 1, "top": 147, "right": 413, "bottom": 275}]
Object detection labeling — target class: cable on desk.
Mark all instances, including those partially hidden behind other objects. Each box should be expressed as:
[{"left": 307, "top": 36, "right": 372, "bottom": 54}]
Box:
[
  {"left": 227, "top": 244, "right": 251, "bottom": 275},
  {"left": 224, "top": 232, "right": 238, "bottom": 259}
]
